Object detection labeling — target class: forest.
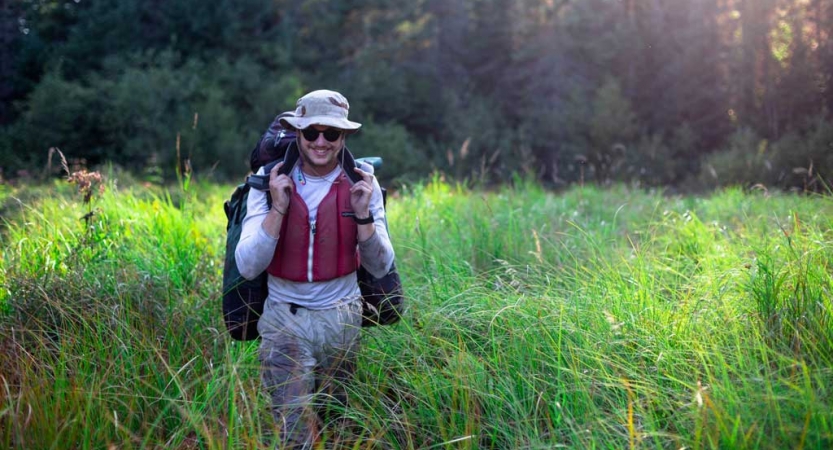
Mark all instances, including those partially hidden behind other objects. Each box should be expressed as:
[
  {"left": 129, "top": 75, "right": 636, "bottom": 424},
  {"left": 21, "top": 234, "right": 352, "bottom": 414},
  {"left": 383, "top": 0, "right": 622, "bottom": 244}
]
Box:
[{"left": 2, "top": 0, "right": 832, "bottom": 190}]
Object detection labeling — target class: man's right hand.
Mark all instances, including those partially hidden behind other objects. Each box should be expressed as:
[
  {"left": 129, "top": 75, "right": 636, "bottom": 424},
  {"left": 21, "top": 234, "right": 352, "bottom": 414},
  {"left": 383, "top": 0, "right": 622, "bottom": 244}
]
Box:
[{"left": 269, "top": 161, "right": 293, "bottom": 215}]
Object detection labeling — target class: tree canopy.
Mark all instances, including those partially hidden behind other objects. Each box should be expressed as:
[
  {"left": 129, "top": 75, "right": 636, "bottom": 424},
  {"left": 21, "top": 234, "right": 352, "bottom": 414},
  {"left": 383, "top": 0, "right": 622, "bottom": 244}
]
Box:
[{"left": 2, "top": 0, "right": 831, "bottom": 190}]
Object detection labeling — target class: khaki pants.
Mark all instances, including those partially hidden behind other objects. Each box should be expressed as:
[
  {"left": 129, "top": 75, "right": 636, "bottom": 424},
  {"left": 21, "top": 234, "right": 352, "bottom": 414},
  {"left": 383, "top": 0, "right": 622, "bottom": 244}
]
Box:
[{"left": 258, "top": 297, "right": 362, "bottom": 449}]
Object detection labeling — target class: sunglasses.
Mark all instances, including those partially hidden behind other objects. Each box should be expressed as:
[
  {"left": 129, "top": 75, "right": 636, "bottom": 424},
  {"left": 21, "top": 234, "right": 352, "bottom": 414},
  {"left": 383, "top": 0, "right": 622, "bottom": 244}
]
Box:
[{"left": 301, "top": 127, "right": 343, "bottom": 142}]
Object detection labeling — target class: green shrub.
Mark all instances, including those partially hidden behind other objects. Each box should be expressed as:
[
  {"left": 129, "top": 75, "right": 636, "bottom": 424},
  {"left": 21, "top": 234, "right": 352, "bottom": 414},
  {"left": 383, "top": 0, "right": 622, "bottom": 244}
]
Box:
[
  {"left": 698, "top": 118, "right": 833, "bottom": 192},
  {"left": 585, "top": 78, "right": 638, "bottom": 184},
  {"left": 348, "top": 119, "right": 426, "bottom": 186},
  {"left": 697, "top": 127, "right": 773, "bottom": 189},
  {"left": 9, "top": 50, "right": 304, "bottom": 183},
  {"left": 768, "top": 117, "right": 833, "bottom": 192},
  {"left": 16, "top": 70, "right": 101, "bottom": 167},
  {"left": 427, "top": 93, "right": 516, "bottom": 184}
]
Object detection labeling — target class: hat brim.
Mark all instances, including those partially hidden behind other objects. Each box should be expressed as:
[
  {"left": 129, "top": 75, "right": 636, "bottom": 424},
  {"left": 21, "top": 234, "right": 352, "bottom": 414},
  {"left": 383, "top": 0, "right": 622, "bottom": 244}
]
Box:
[{"left": 280, "top": 116, "right": 361, "bottom": 134}]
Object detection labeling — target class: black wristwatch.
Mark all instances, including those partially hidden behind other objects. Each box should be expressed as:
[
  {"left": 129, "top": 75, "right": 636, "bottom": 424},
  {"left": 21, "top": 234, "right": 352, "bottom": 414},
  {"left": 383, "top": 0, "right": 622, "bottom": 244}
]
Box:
[{"left": 352, "top": 213, "right": 374, "bottom": 224}]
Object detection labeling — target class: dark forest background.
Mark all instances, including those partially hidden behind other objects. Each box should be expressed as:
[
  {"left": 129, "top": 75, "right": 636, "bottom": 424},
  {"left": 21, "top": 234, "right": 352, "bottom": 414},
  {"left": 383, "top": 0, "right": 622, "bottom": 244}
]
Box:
[{"left": 1, "top": 0, "right": 832, "bottom": 190}]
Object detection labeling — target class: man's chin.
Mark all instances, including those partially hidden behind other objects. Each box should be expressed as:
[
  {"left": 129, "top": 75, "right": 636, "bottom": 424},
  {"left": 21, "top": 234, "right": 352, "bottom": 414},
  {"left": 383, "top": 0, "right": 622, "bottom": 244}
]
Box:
[{"left": 304, "top": 160, "right": 338, "bottom": 173}]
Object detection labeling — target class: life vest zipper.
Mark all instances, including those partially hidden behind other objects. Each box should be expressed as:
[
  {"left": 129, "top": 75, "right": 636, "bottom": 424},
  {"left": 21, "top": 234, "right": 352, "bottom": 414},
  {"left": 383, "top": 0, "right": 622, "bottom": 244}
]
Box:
[{"left": 307, "top": 219, "right": 316, "bottom": 282}]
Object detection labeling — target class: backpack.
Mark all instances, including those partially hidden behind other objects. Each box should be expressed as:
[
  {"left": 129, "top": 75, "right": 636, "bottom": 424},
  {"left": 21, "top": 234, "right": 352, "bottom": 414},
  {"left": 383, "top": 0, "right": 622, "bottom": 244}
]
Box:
[{"left": 222, "top": 114, "right": 405, "bottom": 341}]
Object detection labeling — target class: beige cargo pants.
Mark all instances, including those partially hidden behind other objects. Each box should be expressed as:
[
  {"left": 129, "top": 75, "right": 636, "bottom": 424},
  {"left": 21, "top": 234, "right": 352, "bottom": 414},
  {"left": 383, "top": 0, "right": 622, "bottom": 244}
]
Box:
[{"left": 257, "top": 297, "right": 362, "bottom": 449}]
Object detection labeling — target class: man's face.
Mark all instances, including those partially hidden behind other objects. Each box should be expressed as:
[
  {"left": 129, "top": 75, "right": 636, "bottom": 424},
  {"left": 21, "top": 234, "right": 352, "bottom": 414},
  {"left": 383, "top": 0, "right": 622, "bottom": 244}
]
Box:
[{"left": 298, "top": 125, "right": 344, "bottom": 174}]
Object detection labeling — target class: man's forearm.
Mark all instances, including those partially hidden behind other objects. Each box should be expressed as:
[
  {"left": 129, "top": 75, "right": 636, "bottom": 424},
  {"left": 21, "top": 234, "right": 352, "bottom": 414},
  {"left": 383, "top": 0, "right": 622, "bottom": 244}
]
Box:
[
  {"left": 261, "top": 207, "right": 285, "bottom": 239},
  {"left": 236, "top": 211, "right": 279, "bottom": 280},
  {"left": 358, "top": 225, "right": 395, "bottom": 278}
]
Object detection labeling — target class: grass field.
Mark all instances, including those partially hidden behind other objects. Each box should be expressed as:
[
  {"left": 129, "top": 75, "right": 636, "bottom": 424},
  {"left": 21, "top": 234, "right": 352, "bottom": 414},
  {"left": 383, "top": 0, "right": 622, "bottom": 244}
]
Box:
[{"left": 1, "top": 171, "right": 832, "bottom": 449}]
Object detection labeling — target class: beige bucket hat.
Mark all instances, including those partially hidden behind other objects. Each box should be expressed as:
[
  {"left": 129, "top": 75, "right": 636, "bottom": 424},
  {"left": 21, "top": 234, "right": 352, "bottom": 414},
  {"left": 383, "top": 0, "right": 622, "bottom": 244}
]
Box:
[{"left": 279, "top": 90, "right": 362, "bottom": 133}]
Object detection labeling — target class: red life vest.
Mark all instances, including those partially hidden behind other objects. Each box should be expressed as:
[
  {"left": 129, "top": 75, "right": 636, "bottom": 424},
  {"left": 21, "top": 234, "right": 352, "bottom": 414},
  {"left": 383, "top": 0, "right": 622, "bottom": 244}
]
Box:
[{"left": 266, "top": 173, "right": 359, "bottom": 282}]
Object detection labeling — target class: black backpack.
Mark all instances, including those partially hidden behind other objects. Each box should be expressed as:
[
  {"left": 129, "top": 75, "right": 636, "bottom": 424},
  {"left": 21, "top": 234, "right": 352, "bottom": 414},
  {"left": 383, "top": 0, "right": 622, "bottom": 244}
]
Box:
[{"left": 222, "top": 114, "right": 405, "bottom": 341}]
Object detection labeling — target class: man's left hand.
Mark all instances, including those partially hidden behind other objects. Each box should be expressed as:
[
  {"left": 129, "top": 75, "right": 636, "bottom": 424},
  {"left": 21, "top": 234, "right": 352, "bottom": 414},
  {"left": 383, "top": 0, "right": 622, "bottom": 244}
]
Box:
[{"left": 350, "top": 167, "right": 374, "bottom": 220}]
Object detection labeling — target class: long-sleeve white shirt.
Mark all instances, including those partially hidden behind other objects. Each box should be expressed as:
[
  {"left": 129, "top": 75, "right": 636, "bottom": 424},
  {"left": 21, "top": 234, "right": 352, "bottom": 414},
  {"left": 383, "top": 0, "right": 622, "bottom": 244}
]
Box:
[{"left": 235, "top": 162, "right": 395, "bottom": 309}]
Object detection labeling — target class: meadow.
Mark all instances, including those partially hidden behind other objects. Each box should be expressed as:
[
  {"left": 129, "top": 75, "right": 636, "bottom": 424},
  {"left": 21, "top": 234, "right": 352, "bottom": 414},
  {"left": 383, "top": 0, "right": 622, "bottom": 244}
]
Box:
[{"left": 1, "top": 170, "right": 831, "bottom": 449}]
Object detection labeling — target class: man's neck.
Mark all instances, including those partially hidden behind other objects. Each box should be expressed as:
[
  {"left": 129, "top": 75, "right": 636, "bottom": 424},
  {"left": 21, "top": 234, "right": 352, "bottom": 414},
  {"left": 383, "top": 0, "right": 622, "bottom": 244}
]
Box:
[
  {"left": 299, "top": 161, "right": 340, "bottom": 179},
  {"left": 301, "top": 165, "right": 337, "bottom": 177}
]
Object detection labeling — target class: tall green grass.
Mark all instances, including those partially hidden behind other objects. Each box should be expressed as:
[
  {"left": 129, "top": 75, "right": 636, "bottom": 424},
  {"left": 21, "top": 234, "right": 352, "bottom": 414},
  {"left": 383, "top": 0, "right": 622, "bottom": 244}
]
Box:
[{"left": 1, "top": 174, "right": 831, "bottom": 449}]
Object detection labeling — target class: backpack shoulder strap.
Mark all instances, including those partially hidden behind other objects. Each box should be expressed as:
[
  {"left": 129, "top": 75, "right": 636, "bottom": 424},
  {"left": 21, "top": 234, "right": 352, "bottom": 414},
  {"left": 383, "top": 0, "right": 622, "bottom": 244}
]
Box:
[
  {"left": 339, "top": 146, "right": 363, "bottom": 184},
  {"left": 246, "top": 141, "right": 300, "bottom": 191}
]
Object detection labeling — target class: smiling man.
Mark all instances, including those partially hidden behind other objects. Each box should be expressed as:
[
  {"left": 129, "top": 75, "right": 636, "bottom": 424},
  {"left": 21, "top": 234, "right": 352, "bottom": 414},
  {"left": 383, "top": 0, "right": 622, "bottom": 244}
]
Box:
[{"left": 235, "top": 90, "right": 395, "bottom": 448}]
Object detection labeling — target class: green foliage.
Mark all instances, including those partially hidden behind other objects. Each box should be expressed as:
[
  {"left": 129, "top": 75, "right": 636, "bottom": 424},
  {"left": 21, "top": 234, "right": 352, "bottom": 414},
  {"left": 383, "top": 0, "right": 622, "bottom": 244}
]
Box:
[
  {"left": 94, "top": 52, "right": 207, "bottom": 168},
  {"left": 2, "top": 180, "right": 833, "bottom": 448},
  {"left": 430, "top": 93, "right": 515, "bottom": 184},
  {"left": 621, "top": 124, "right": 702, "bottom": 188},
  {"left": 0, "top": 122, "right": 26, "bottom": 173},
  {"left": 15, "top": 0, "right": 283, "bottom": 79},
  {"left": 586, "top": 78, "right": 639, "bottom": 183},
  {"left": 699, "top": 118, "right": 833, "bottom": 191},
  {"left": 11, "top": 50, "right": 304, "bottom": 181},
  {"left": 4, "top": 0, "right": 833, "bottom": 190},
  {"left": 348, "top": 119, "right": 426, "bottom": 186},
  {"left": 15, "top": 70, "right": 99, "bottom": 164},
  {"left": 341, "top": 59, "right": 417, "bottom": 128},
  {"left": 769, "top": 117, "right": 833, "bottom": 191},
  {"left": 698, "top": 127, "right": 771, "bottom": 189}
]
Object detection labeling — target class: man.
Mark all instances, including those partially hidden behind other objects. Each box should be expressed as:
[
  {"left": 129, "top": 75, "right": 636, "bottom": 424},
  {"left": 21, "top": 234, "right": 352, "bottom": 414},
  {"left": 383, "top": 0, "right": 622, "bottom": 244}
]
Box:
[{"left": 235, "top": 89, "right": 395, "bottom": 448}]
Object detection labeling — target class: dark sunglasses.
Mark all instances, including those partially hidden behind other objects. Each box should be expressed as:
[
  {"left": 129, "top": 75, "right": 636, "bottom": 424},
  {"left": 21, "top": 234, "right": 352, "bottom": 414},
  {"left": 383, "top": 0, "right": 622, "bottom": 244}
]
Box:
[{"left": 301, "top": 127, "right": 342, "bottom": 142}]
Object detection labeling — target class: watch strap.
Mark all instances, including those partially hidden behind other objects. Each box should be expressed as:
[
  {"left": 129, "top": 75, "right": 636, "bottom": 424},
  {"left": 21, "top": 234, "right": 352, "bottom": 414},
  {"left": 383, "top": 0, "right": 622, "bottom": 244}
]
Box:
[{"left": 353, "top": 213, "right": 374, "bottom": 225}]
